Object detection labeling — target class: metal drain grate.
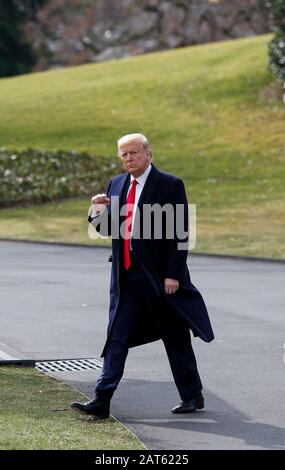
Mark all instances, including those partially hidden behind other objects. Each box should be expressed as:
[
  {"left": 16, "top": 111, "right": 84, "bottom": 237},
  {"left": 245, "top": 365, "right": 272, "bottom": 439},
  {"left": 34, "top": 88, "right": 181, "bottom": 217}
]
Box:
[{"left": 35, "top": 358, "right": 103, "bottom": 373}]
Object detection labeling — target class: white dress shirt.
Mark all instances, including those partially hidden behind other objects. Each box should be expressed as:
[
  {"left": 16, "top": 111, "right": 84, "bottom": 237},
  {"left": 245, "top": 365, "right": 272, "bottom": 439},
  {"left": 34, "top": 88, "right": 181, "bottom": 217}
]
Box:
[{"left": 126, "top": 163, "right": 152, "bottom": 236}]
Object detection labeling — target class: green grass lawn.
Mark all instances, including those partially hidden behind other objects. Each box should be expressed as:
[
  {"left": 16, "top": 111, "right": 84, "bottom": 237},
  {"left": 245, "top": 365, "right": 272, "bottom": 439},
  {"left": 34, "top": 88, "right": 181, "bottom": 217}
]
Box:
[
  {"left": 0, "top": 366, "right": 145, "bottom": 450},
  {"left": 0, "top": 34, "right": 284, "bottom": 258}
]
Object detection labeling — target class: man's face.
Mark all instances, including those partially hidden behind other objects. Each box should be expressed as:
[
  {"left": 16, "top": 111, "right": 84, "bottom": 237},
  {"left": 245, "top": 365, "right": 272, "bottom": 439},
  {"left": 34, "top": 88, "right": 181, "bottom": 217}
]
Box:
[{"left": 118, "top": 140, "right": 151, "bottom": 177}]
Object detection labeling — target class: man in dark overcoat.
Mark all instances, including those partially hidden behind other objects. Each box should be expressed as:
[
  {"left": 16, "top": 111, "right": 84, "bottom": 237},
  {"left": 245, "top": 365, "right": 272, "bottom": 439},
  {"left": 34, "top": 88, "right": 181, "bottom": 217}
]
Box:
[{"left": 71, "top": 133, "right": 214, "bottom": 419}]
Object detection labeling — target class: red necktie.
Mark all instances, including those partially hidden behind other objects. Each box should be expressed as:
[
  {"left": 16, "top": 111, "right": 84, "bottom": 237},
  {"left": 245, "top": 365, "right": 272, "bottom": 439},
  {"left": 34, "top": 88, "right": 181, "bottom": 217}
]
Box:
[{"left": 123, "top": 178, "right": 138, "bottom": 270}]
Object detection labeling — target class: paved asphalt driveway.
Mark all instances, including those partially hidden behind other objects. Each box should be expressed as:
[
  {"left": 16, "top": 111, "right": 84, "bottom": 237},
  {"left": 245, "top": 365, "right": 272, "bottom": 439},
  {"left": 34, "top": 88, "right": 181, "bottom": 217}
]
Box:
[{"left": 0, "top": 240, "right": 284, "bottom": 450}]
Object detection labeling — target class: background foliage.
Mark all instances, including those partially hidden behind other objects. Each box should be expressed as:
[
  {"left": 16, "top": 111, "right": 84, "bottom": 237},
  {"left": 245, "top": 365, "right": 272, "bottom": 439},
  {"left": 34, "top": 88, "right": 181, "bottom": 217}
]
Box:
[
  {"left": 0, "top": 0, "right": 46, "bottom": 77},
  {"left": 267, "top": 0, "right": 285, "bottom": 82},
  {"left": 0, "top": 148, "right": 121, "bottom": 207}
]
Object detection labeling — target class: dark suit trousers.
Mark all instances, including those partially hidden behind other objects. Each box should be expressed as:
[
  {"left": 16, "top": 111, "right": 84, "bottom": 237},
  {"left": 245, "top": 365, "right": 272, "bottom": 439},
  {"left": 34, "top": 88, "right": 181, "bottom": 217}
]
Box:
[{"left": 95, "top": 255, "right": 202, "bottom": 403}]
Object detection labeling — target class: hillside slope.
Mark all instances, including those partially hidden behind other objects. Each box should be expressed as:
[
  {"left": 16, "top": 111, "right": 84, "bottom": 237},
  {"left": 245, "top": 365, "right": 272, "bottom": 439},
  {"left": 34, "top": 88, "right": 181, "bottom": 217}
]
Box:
[{"left": 0, "top": 34, "right": 284, "bottom": 258}]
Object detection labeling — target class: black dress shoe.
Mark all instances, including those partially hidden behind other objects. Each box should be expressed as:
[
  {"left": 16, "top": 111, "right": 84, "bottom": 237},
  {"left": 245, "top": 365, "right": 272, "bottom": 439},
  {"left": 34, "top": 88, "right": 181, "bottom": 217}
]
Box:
[
  {"left": 171, "top": 393, "right": 204, "bottom": 414},
  {"left": 71, "top": 398, "right": 110, "bottom": 419}
]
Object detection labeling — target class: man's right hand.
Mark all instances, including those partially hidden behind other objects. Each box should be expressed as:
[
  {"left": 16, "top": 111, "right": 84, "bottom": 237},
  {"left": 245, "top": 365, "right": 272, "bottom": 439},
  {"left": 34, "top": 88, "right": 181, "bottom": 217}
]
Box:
[{"left": 90, "top": 193, "right": 110, "bottom": 215}]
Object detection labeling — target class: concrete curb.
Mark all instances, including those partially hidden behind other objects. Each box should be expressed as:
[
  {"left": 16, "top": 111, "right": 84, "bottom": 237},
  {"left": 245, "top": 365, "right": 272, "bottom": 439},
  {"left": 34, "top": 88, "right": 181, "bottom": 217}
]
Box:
[{"left": 0, "top": 238, "right": 284, "bottom": 264}]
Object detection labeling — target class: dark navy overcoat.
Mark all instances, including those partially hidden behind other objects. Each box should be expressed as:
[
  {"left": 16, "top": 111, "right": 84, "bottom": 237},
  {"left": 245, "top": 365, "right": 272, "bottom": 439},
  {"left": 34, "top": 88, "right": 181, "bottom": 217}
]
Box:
[{"left": 88, "top": 164, "right": 214, "bottom": 357}]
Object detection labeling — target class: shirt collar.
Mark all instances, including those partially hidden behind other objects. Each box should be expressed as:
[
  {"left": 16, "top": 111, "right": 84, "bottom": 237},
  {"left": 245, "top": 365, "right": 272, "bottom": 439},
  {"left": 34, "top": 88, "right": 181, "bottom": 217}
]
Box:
[{"left": 130, "top": 163, "right": 152, "bottom": 186}]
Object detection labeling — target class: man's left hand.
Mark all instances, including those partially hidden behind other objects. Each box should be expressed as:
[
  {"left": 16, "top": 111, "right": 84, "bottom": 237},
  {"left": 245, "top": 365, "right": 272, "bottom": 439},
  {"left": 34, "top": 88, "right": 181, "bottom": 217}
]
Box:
[{"left": 164, "top": 278, "right": 179, "bottom": 295}]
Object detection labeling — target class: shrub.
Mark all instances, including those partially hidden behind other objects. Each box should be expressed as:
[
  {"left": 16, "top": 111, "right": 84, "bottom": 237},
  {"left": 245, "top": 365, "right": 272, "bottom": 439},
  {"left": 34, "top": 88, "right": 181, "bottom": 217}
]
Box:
[
  {"left": 0, "top": 148, "right": 121, "bottom": 207},
  {"left": 0, "top": 0, "right": 37, "bottom": 77},
  {"left": 267, "top": 0, "right": 285, "bottom": 82}
]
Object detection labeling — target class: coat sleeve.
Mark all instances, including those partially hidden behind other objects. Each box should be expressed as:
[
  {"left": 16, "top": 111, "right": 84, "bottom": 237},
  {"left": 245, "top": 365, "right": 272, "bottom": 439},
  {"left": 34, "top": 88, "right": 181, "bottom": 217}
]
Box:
[
  {"left": 87, "top": 179, "right": 112, "bottom": 237},
  {"left": 163, "top": 178, "right": 189, "bottom": 282}
]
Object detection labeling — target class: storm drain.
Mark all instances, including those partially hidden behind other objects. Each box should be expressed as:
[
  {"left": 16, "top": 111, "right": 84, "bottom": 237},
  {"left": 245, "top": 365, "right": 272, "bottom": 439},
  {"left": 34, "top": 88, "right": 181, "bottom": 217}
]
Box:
[{"left": 35, "top": 358, "right": 103, "bottom": 373}]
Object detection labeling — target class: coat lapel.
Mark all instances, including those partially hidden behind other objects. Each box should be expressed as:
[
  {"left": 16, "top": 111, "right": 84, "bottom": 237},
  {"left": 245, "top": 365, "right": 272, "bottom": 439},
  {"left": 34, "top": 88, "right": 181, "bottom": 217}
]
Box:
[
  {"left": 118, "top": 172, "right": 130, "bottom": 208},
  {"left": 137, "top": 164, "right": 160, "bottom": 209}
]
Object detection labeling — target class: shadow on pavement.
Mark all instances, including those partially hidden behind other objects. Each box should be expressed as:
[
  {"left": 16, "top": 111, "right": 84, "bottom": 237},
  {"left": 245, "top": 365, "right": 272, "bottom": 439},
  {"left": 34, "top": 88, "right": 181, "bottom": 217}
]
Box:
[{"left": 67, "top": 375, "right": 285, "bottom": 450}]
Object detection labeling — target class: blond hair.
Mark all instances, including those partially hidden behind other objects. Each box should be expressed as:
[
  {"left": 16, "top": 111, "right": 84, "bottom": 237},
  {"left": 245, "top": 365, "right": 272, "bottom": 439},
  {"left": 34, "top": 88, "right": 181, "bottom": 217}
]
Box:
[{"left": 117, "top": 133, "right": 152, "bottom": 156}]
